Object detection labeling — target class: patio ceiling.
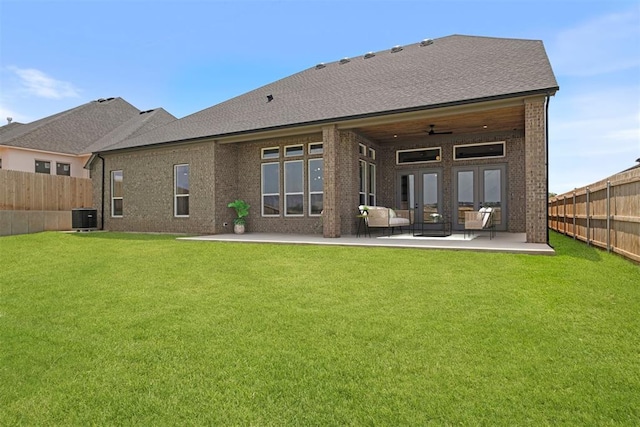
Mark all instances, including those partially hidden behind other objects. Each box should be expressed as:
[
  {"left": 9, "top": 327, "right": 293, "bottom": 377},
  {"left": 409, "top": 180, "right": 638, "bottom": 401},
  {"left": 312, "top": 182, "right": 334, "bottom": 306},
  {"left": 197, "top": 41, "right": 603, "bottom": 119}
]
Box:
[{"left": 353, "top": 105, "right": 525, "bottom": 144}]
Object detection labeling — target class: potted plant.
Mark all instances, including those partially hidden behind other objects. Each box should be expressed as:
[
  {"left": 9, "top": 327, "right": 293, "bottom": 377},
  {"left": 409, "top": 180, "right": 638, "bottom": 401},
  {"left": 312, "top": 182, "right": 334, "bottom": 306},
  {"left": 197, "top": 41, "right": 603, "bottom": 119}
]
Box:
[{"left": 227, "top": 199, "right": 250, "bottom": 234}]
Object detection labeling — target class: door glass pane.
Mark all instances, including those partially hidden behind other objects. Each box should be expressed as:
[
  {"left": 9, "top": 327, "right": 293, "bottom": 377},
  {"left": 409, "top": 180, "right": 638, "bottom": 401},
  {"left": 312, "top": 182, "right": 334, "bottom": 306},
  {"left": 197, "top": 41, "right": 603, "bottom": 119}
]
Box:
[
  {"left": 484, "top": 169, "right": 502, "bottom": 225},
  {"left": 422, "top": 173, "right": 438, "bottom": 218},
  {"left": 457, "top": 171, "right": 474, "bottom": 225}
]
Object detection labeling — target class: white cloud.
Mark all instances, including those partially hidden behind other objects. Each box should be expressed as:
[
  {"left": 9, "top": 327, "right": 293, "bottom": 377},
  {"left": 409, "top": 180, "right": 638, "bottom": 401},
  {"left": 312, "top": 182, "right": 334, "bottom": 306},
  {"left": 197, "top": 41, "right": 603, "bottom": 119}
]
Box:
[
  {"left": 8, "top": 66, "right": 81, "bottom": 99},
  {"left": 549, "top": 6, "right": 640, "bottom": 76},
  {"left": 0, "top": 104, "right": 30, "bottom": 124}
]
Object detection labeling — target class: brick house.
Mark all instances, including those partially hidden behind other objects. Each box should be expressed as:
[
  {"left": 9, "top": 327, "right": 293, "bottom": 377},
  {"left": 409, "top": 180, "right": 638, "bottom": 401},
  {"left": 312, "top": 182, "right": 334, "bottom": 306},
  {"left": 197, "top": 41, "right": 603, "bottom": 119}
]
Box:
[{"left": 88, "top": 35, "right": 559, "bottom": 243}]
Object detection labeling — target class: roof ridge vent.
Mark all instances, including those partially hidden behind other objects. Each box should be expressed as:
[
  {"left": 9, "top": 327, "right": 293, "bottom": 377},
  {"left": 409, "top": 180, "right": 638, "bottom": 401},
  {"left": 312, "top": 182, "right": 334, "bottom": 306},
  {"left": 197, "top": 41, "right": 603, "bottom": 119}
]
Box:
[
  {"left": 339, "top": 57, "right": 350, "bottom": 64},
  {"left": 364, "top": 52, "right": 375, "bottom": 59},
  {"left": 315, "top": 63, "right": 326, "bottom": 70},
  {"left": 420, "top": 39, "right": 434, "bottom": 47},
  {"left": 391, "top": 45, "right": 403, "bottom": 53}
]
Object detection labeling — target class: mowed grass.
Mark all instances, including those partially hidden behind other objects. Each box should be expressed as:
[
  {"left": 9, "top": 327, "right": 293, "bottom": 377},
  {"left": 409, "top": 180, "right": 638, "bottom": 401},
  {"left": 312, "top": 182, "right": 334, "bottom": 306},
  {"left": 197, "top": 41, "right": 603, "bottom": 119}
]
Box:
[{"left": 1, "top": 232, "right": 639, "bottom": 425}]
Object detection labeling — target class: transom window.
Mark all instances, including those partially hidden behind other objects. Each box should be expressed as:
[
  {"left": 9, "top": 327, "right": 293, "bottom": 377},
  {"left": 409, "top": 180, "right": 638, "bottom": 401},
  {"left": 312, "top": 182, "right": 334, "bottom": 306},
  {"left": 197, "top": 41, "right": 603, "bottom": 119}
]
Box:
[
  {"left": 309, "top": 142, "right": 324, "bottom": 155},
  {"left": 174, "top": 164, "right": 189, "bottom": 217},
  {"left": 396, "top": 148, "right": 441, "bottom": 164},
  {"left": 111, "top": 170, "right": 123, "bottom": 217},
  {"left": 285, "top": 145, "right": 304, "bottom": 157},
  {"left": 262, "top": 147, "right": 280, "bottom": 159},
  {"left": 454, "top": 142, "right": 505, "bottom": 160}
]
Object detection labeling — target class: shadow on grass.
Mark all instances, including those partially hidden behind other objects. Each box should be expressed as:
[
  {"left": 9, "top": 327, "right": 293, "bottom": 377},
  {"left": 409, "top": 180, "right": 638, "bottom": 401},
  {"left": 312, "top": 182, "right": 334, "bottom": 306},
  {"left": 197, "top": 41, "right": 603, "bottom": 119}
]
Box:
[
  {"left": 69, "top": 231, "right": 183, "bottom": 242},
  {"left": 550, "top": 231, "right": 604, "bottom": 262}
]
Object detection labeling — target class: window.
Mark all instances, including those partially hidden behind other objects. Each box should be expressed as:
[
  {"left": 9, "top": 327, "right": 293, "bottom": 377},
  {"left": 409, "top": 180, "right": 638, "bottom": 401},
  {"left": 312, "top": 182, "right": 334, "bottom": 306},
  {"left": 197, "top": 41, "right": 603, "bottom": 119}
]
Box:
[
  {"left": 284, "top": 160, "right": 303, "bottom": 216},
  {"left": 368, "top": 163, "right": 376, "bottom": 206},
  {"left": 308, "top": 142, "right": 324, "bottom": 155},
  {"left": 358, "top": 143, "right": 367, "bottom": 156},
  {"left": 0, "top": 158, "right": 2, "bottom": 169},
  {"left": 454, "top": 142, "right": 505, "bottom": 160},
  {"left": 368, "top": 147, "right": 376, "bottom": 160},
  {"left": 309, "top": 159, "right": 323, "bottom": 215},
  {"left": 174, "top": 164, "right": 189, "bottom": 217},
  {"left": 262, "top": 147, "right": 280, "bottom": 159},
  {"left": 261, "top": 162, "right": 280, "bottom": 216},
  {"left": 285, "top": 144, "right": 304, "bottom": 157},
  {"left": 35, "top": 160, "right": 51, "bottom": 174},
  {"left": 397, "top": 148, "right": 441, "bottom": 164},
  {"left": 359, "top": 160, "right": 367, "bottom": 205},
  {"left": 56, "top": 162, "right": 71, "bottom": 176},
  {"left": 111, "top": 170, "right": 123, "bottom": 217}
]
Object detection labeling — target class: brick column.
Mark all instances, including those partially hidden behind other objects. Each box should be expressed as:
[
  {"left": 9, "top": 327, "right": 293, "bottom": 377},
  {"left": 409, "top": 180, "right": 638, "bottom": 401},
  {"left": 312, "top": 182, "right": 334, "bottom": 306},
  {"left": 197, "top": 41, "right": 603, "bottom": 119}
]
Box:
[
  {"left": 322, "top": 124, "right": 341, "bottom": 237},
  {"left": 525, "top": 97, "right": 547, "bottom": 243}
]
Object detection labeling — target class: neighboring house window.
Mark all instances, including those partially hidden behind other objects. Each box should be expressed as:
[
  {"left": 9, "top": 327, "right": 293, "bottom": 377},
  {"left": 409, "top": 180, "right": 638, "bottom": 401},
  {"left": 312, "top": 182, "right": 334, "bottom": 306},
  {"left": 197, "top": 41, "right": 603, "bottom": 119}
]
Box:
[
  {"left": 454, "top": 142, "right": 505, "bottom": 160},
  {"left": 111, "top": 170, "right": 123, "bottom": 217},
  {"left": 284, "top": 160, "right": 304, "bottom": 216},
  {"left": 0, "top": 158, "right": 2, "bottom": 169},
  {"left": 309, "top": 158, "right": 323, "bottom": 216},
  {"left": 368, "top": 163, "right": 376, "bottom": 206},
  {"left": 56, "top": 162, "right": 71, "bottom": 176},
  {"left": 174, "top": 164, "right": 189, "bottom": 217},
  {"left": 35, "top": 160, "right": 51, "bottom": 174},
  {"left": 261, "top": 162, "right": 280, "bottom": 216},
  {"left": 359, "top": 160, "right": 367, "bottom": 206}
]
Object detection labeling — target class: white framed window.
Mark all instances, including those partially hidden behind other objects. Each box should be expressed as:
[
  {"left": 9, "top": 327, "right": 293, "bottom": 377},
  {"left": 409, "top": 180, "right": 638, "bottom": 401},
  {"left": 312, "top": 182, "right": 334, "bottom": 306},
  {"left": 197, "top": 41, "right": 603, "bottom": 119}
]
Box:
[
  {"left": 285, "top": 144, "right": 304, "bottom": 157},
  {"left": 111, "top": 170, "right": 123, "bottom": 217},
  {"left": 174, "top": 164, "right": 189, "bottom": 217},
  {"left": 368, "top": 163, "right": 376, "bottom": 206},
  {"left": 368, "top": 147, "right": 376, "bottom": 160},
  {"left": 308, "top": 142, "right": 324, "bottom": 155},
  {"left": 359, "top": 159, "right": 367, "bottom": 206},
  {"left": 261, "top": 162, "right": 280, "bottom": 216},
  {"left": 262, "top": 147, "right": 280, "bottom": 160},
  {"left": 35, "top": 160, "right": 51, "bottom": 174},
  {"left": 309, "top": 158, "right": 324, "bottom": 216},
  {"left": 454, "top": 141, "right": 505, "bottom": 160},
  {"left": 358, "top": 143, "right": 367, "bottom": 156},
  {"left": 396, "top": 147, "right": 441, "bottom": 164},
  {"left": 284, "top": 160, "right": 304, "bottom": 216}
]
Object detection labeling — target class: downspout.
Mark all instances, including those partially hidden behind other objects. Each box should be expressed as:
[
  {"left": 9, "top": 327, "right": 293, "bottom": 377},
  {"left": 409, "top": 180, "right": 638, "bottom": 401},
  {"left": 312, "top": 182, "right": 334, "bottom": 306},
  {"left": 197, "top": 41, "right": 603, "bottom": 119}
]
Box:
[
  {"left": 545, "top": 94, "right": 551, "bottom": 246},
  {"left": 97, "top": 153, "right": 105, "bottom": 230}
]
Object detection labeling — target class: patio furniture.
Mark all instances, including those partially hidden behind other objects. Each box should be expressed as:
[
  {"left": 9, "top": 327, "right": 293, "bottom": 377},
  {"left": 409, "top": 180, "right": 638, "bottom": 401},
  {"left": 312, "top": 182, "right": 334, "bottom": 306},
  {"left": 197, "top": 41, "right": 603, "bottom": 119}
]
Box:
[
  {"left": 413, "top": 215, "right": 451, "bottom": 237},
  {"left": 464, "top": 207, "right": 495, "bottom": 239},
  {"left": 364, "top": 206, "right": 413, "bottom": 236}
]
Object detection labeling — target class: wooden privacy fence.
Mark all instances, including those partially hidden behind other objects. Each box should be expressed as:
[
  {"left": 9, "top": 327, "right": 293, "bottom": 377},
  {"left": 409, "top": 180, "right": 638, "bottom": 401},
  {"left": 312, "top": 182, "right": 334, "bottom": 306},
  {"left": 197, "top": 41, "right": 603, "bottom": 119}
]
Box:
[
  {"left": 549, "top": 167, "right": 640, "bottom": 263},
  {"left": 0, "top": 169, "right": 92, "bottom": 211}
]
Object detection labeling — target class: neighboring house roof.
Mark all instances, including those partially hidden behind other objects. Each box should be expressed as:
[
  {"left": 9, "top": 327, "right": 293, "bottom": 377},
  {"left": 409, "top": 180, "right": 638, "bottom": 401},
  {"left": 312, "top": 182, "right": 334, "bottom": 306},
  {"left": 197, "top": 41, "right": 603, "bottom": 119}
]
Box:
[
  {"left": 82, "top": 108, "right": 176, "bottom": 154},
  {"left": 0, "top": 97, "right": 148, "bottom": 155},
  {"left": 102, "top": 34, "right": 559, "bottom": 152}
]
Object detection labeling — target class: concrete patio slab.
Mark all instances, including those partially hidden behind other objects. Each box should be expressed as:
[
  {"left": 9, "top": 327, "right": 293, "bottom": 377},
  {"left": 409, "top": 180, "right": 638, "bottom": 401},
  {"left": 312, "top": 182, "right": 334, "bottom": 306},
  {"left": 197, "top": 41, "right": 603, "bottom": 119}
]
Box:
[{"left": 179, "top": 232, "right": 555, "bottom": 255}]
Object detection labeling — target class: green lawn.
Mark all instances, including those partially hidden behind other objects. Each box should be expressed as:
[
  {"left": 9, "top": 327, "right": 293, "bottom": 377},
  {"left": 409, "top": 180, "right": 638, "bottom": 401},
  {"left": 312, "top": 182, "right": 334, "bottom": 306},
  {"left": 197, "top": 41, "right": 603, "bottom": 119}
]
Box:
[{"left": 1, "top": 231, "right": 639, "bottom": 425}]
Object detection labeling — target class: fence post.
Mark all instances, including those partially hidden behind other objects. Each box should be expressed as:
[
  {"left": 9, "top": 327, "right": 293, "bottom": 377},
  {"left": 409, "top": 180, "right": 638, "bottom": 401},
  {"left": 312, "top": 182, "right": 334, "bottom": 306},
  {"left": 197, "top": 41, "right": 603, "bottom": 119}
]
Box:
[
  {"left": 606, "top": 180, "right": 611, "bottom": 253},
  {"left": 586, "top": 187, "right": 590, "bottom": 246},
  {"left": 573, "top": 190, "right": 576, "bottom": 240}
]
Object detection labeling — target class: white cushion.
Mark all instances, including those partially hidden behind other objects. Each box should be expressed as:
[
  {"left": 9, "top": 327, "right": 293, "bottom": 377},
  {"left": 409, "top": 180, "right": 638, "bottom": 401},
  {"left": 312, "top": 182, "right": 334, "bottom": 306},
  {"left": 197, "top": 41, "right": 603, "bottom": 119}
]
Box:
[
  {"left": 389, "top": 209, "right": 397, "bottom": 218},
  {"left": 389, "top": 217, "right": 410, "bottom": 226}
]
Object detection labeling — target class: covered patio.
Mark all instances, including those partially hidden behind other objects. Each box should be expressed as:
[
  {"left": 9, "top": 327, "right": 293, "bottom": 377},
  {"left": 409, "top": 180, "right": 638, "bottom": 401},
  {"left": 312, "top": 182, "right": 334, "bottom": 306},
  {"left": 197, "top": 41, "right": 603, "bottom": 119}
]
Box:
[{"left": 179, "top": 231, "right": 555, "bottom": 255}]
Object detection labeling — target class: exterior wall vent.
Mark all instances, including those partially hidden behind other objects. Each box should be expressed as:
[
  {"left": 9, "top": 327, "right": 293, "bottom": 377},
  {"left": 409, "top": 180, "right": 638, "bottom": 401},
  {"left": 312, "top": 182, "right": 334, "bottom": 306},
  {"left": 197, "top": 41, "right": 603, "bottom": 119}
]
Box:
[
  {"left": 420, "top": 39, "right": 434, "bottom": 47},
  {"left": 315, "top": 63, "right": 326, "bottom": 69},
  {"left": 391, "top": 45, "right": 403, "bottom": 53},
  {"left": 364, "top": 52, "right": 375, "bottom": 59},
  {"left": 339, "top": 57, "right": 350, "bottom": 64}
]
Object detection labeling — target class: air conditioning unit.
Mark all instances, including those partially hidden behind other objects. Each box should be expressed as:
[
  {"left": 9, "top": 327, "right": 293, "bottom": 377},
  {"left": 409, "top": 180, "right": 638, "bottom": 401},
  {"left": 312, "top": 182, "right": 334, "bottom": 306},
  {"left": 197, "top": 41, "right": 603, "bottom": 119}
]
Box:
[{"left": 72, "top": 208, "right": 97, "bottom": 231}]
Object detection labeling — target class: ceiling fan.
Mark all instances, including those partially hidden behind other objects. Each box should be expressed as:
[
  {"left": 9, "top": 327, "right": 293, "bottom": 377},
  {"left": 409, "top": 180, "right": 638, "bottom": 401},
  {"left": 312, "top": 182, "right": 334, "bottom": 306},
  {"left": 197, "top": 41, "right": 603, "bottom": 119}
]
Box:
[{"left": 427, "top": 124, "right": 452, "bottom": 135}]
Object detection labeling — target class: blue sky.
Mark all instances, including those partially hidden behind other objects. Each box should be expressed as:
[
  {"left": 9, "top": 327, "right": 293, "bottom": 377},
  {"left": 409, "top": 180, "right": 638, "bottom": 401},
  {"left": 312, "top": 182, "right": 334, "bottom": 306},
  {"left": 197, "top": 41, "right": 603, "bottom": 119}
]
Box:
[{"left": 1, "top": 0, "right": 638, "bottom": 194}]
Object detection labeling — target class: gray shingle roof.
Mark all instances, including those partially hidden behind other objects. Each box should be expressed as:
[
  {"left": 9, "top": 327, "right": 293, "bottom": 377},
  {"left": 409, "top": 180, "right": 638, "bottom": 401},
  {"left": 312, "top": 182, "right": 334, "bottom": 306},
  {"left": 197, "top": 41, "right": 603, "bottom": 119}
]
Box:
[
  {"left": 103, "top": 34, "right": 558, "bottom": 152},
  {"left": 0, "top": 98, "right": 140, "bottom": 154}
]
